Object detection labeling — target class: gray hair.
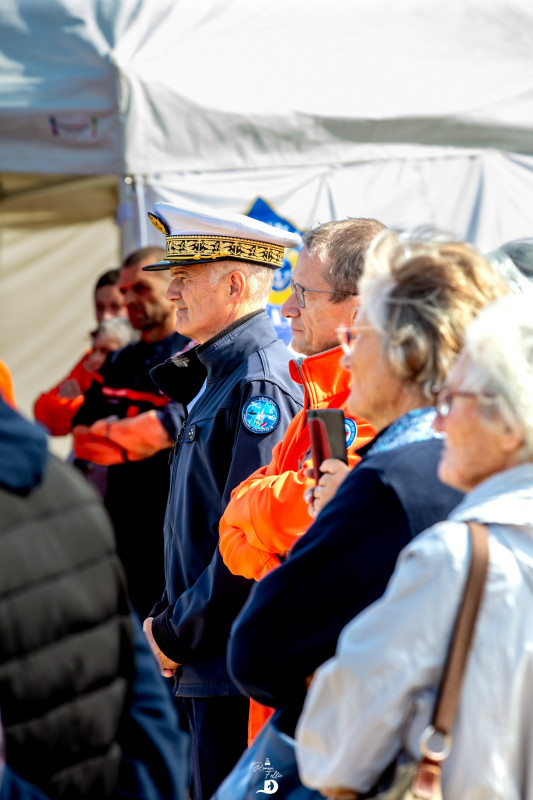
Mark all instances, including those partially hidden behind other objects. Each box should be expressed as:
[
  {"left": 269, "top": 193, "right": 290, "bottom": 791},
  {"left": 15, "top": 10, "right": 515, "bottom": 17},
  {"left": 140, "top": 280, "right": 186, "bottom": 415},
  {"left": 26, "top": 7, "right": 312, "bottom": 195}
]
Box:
[
  {"left": 486, "top": 238, "right": 533, "bottom": 294},
  {"left": 214, "top": 261, "right": 274, "bottom": 307},
  {"left": 360, "top": 227, "right": 509, "bottom": 401},
  {"left": 91, "top": 317, "right": 139, "bottom": 348},
  {"left": 303, "top": 218, "right": 386, "bottom": 301},
  {"left": 457, "top": 295, "right": 533, "bottom": 461}
]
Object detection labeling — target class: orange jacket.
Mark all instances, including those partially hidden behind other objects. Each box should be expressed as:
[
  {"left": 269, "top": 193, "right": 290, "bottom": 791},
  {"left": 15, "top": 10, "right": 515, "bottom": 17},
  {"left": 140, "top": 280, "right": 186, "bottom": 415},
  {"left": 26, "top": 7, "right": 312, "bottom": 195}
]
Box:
[
  {"left": 219, "top": 346, "right": 376, "bottom": 581},
  {"left": 34, "top": 351, "right": 95, "bottom": 436},
  {"left": 0, "top": 359, "right": 16, "bottom": 408}
]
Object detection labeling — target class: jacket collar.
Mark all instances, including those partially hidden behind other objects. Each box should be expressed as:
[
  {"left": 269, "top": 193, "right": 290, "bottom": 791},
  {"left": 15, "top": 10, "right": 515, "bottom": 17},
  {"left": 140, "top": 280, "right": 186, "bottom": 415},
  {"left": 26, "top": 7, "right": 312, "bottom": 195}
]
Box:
[
  {"left": 356, "top": 407, "right": 439, "bottom": 459},
  {"left": 196, "top": 310, "right": 277, "bottom": 381},
  {"left": 450, "top": 464, "right": 533, "bottom": 529},
  {"left": 289, "top": 346, "right": 348, "bottom": 408}
]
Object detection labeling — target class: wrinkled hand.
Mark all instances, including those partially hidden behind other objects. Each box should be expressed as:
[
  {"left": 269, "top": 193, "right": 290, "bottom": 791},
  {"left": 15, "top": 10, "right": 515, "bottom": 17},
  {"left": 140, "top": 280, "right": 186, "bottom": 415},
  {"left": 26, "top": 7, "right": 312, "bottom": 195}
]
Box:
[
  {"left": 304, "top": 458, "right": 350, "bottom": 519},
  {"left": 143, "top": 617, "right": 180, "bottom": 678},
  {"left": 57, "top": 378, "right": 82, "bottom": 398}
]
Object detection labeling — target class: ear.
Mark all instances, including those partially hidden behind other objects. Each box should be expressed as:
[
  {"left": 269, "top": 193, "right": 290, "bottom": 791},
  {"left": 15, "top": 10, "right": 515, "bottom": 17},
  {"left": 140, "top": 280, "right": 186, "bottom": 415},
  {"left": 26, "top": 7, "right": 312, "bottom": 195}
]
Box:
[
  {"left": 228, "top": 270, "right": 246, "bottom": 302},
  {"left": 500, "top": 424, "right": 524, "bottom": 456},
  {"left": 347, "top": 295, "right": 359, "bottom": 324}
]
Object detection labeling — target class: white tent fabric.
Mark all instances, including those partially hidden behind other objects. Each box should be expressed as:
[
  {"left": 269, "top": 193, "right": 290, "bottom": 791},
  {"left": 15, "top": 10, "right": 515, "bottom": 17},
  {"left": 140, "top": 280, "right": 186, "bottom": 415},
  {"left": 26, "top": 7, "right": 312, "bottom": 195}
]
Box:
[
  {"left": 0, "top": 175, "right": 120, "bottom": 453},
  {"left": 2, "top": 0, "right": 533, "bottom": 174},
  {"left": 1, "top": 0, "right": 533, "bottom": 441},
  {"left": 126, "top": 148, "right": 533, "bottom": 254}
]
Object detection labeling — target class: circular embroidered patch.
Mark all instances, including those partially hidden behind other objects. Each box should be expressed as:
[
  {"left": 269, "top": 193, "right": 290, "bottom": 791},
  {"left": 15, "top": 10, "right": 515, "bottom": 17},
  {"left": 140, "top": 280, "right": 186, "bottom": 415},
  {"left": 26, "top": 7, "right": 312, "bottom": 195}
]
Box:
[
  {"left": 242, "top": 396, "right": 281, "bottom": 435},
  {"left": 344, "top": 417, "right": 358, "bottom": 447}
]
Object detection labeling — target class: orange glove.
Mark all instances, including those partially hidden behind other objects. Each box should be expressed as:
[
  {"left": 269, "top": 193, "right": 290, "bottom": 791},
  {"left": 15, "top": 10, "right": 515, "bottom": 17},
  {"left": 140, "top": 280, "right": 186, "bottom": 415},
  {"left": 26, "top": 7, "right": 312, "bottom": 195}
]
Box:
[
  {"left": 73, "top": 410, "right": 173, "bottom": 465},
  {"left": 72, "top": 426, "right": 128, "bottom": 464}
]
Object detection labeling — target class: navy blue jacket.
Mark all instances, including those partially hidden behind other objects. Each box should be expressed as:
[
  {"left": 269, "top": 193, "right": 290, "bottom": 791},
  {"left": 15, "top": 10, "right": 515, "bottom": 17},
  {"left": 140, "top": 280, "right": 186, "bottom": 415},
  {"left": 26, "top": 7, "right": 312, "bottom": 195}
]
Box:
[
  {"left": 228, "top": 434, "right": 463, "bottom": 730},
  {"left": 73, "top": 331, "right": 189, "bottom": 617},
  {"left": 149, "top": 311, "right": 303, "bottom": 696}
]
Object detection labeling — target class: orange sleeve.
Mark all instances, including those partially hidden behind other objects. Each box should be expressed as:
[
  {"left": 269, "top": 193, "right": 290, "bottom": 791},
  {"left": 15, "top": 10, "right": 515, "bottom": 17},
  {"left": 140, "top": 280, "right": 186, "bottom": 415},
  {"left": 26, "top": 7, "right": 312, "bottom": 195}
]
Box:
[
  {"left": 73, "top": 410, "right": 173, "bottom": 464},
  {"left": 0, "top": 359, "right": 16, "bottom": 408},
  {"left": 219, "top": 415, "right": 375, "bottom": 581},
  {"left": 34, "top": 352, "right": 93, "bottom": 435}
]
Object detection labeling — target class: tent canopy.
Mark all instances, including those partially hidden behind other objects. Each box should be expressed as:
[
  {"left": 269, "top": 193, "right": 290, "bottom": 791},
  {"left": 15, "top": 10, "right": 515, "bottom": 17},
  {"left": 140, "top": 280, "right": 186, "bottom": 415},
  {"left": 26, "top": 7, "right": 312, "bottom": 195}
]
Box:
[{"left": 2, "top": 0, "right": 533, "bottom": 175}]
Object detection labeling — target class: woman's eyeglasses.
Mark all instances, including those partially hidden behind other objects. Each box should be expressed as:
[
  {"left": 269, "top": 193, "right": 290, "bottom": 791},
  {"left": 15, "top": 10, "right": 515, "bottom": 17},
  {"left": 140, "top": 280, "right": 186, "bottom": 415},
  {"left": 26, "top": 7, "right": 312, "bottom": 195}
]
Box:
[
  {"left": 337, "top": 325, "right": 376, "bottom": 355},
  {"left": 289, "top": 278, "right": 357, "bottom": 309},
  {"left": 431, "top": 386, "right": 497, "bottom": 418}
]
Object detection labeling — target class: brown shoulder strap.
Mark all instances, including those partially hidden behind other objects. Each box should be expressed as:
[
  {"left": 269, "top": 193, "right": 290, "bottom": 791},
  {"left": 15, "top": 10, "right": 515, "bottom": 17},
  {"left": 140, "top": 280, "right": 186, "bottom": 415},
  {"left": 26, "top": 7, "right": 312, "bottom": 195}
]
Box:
[{"left": 431, "top": 521, "right": 489, "bottom": 735}]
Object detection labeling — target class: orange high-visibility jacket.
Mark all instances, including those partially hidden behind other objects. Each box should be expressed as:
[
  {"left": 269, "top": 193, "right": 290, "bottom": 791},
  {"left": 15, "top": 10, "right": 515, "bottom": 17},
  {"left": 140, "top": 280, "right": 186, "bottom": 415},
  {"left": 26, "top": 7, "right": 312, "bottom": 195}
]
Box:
[
  {"left": 0, "top": 359, "right": 16, "bottom": 408},
  {"left": 34, "top": 351, "right": 95, "bottom": 435},
  {"left": 219, "top": 346, "right": 376, "bottom": 581}
]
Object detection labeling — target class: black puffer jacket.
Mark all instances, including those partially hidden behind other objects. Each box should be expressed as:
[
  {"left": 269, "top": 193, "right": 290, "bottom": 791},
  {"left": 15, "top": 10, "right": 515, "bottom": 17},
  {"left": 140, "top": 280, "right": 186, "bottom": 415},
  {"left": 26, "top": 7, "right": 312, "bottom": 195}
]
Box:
[{"left": 0, "top": 401, "right": 135, "bottom": 799}]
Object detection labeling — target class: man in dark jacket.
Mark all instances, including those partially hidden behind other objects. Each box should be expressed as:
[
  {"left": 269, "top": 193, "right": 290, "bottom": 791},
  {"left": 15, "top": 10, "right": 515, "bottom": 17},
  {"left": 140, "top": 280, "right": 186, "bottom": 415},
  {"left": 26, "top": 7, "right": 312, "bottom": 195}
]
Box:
[
  {"left": 73, "top": 246, "right": 191, "bottom": 617},
  {"left": 141, "top": 201, "right": 303, "bottom": 800},
  {"left": 0, "top": 397, "right": 188, "bottom": 800}
]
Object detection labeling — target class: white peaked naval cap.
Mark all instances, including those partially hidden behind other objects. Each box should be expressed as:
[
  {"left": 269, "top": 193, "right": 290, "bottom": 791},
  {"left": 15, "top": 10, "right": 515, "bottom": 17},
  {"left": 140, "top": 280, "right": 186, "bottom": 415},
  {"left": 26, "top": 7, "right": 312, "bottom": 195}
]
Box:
[{"left": 143, "top": 200, "right": 302, "bottom": 271}]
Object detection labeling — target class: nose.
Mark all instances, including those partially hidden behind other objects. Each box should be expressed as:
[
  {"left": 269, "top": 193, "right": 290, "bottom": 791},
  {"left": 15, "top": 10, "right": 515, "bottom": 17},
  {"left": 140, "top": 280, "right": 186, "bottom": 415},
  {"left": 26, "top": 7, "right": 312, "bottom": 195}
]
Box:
[
  {"left": 122, "top": 288, "right": 136, "bottom": 306},
  {"left": 281, "top": 288, "right": 300, "bottom": 319},
  {"left": 166, "top": 277, "right": 181, "bottom": 301}
]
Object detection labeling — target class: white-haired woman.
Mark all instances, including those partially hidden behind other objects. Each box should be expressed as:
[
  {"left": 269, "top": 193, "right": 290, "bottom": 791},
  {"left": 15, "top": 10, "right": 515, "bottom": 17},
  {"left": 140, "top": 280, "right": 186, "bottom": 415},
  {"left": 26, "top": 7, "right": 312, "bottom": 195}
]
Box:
[{"left": 296, "top": 294, "right": 533, "bottom": 799}]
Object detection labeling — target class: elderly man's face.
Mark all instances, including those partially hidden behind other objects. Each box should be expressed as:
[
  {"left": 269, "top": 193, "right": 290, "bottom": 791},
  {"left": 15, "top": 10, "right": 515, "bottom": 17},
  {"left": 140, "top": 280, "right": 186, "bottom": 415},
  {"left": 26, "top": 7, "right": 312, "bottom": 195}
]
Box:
[
  {"left": 166, "top": 263, "right": 232, "bottom": 343},
  {"left": 281, "top": 247, "right": 357, "bottom": 357}
]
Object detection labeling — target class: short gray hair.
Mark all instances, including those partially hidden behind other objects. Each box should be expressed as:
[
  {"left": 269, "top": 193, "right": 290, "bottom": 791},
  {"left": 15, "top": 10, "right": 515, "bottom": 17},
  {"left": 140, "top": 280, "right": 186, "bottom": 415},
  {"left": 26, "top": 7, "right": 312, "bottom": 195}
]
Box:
[
  {"left": 360, "top": 227, "right": 509, "bottom": 401},
  {"left": 214, "top": 260, "right": 274, "bottom": 307},
  {"left": 457, "top": 295, "right": 533, "bottom": 462},
  {"left": 303, "top": 218, "right": 386, "bottom": 301}
]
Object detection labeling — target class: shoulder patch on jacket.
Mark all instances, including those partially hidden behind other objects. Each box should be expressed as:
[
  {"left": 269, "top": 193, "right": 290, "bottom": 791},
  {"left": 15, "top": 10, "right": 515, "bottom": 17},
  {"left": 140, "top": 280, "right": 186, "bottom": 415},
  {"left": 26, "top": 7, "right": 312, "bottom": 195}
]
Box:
[
  {"left": 242, "top": 396, "right": 281, "bottom": 435},
  {"left": 345, "top": 417, "right": 358, "bottom": 447}
]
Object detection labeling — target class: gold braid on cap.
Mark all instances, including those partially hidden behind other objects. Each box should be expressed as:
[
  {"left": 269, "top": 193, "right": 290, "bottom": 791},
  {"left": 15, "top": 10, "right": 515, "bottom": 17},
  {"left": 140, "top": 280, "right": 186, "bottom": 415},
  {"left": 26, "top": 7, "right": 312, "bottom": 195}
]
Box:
[{"left": 165, "top": 235, "right": 285, "bottom": 267}]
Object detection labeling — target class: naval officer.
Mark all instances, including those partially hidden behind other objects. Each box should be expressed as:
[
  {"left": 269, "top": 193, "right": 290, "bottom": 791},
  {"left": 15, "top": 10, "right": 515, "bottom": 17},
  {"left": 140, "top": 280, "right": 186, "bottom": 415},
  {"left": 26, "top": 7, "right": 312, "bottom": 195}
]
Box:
[{"left": 142, "top": 201, "right": 303, "bottom": 800}]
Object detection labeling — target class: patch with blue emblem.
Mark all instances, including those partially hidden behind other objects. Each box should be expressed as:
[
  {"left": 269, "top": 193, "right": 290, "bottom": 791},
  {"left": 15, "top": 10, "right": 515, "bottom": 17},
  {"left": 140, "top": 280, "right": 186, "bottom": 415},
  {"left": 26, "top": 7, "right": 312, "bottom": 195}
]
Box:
[
  {"left": 344, "top": 417, "right": 358, "bottom": 448},
  {"left": 242, "top": 395, "right": 281, "bottom": 435}
]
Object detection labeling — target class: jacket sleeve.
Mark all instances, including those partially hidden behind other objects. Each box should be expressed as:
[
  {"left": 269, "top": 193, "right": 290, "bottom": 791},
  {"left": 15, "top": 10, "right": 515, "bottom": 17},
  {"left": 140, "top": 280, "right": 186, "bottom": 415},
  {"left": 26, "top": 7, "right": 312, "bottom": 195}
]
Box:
[
  {"left": 219, "top": 417, "right": 374, "bottom": 581},
  {"left": 33, "top": 352, "right": 93, "bottom": 436},
  {"left": 151, "top": 379, "right": 303, "bottom": 664},
  {"left": 295, "top": 524, "right": 468, "bottom": 795},
  {"left": 227, "top": 465, "right": 412, "bottom": 713},
  {"left": 73, "top": 411, "right": 174, "bottom": 464}
]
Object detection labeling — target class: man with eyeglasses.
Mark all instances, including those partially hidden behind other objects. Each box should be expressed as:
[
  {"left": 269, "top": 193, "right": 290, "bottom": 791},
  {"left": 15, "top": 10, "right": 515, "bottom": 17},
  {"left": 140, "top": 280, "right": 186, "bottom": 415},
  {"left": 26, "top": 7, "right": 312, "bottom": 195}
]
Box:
[{"left": 218, "top": 216, "right": 384, "bottom": 740}]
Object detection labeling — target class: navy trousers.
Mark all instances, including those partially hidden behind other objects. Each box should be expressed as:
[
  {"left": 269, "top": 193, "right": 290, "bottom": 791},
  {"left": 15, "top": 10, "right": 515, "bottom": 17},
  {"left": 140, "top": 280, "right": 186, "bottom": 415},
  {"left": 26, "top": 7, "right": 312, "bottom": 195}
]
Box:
[{"left": 177, "top": 695, "right": 250, "bottom": 800}]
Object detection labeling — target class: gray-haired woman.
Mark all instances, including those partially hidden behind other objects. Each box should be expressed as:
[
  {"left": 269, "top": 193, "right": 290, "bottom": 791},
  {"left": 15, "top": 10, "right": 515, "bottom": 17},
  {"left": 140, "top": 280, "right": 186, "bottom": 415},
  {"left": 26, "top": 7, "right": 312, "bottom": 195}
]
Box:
[{"left": 296, "top": 294, "right": 533, "bottom": 799}]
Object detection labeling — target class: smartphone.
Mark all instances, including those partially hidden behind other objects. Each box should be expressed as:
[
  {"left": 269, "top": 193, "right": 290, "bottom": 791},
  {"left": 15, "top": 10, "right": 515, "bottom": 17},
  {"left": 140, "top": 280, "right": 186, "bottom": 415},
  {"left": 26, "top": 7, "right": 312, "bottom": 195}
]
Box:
[{"left": 307, "top": 408, "right": 348, "bottom": 484}]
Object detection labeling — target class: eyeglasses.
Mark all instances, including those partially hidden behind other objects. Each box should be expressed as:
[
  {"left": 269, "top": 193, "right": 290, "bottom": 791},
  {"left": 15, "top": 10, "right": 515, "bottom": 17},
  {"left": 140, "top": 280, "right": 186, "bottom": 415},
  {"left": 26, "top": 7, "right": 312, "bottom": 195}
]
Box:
[
  {"left": 337, "top": 325, "right": 376, "bottom": 355},
  {"left": 431, "top": 386, "right": 497, "bottom": 418},
  {"left": 289, "top": 277, "right": 357, "bottom": 309}
]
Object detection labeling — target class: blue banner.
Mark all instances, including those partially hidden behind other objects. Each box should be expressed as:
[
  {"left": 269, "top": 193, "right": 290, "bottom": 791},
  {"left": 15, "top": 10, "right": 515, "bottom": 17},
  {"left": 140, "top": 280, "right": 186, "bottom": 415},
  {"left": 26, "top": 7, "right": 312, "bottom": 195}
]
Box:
[{"left": 245, "top": 197, "right": 302, "bottom": 346}]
